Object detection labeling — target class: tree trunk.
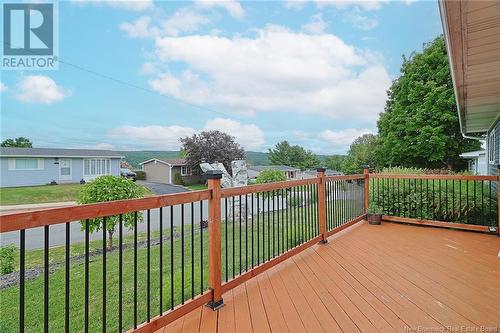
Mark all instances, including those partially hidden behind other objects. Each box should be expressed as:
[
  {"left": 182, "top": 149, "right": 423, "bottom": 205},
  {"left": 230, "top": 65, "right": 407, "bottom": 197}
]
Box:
[{"left": 108, "top": 230, "right": 113, "bottom": 251}]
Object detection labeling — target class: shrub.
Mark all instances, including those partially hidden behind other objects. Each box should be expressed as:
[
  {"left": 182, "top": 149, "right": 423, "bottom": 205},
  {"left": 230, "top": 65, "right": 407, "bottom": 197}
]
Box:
[
  {"left": 134, "top": 170, "right": 146, "bottom": 180},
  {"left": 256, "top": 169, "right": 286, "bottom": 184},
  {"left": 78, "top": 176, "right": 144, "bottom": 250},
  {"left": 370, "top": 167, "right": 498, "bottom": 226},
  {"left": 0, "top": 245, "right": 16, "bottom": 275},
  {"left": 173, "top": 173, "right": 185, "bottom": 186}
]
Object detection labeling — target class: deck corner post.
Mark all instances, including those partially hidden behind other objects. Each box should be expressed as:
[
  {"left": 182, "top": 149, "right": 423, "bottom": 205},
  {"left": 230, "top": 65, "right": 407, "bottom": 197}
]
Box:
[
  {"left": 362, "top": 165, "right": 370, "bottom": 215},
  {"left": 497, "top": 166, "right": 500, "bottom": 237},
  {"left": 205, "top": 170, "right": 225, "bottom": 310},
  {"left": 317, "top": 168, "right": 328, "bottom": 244}
]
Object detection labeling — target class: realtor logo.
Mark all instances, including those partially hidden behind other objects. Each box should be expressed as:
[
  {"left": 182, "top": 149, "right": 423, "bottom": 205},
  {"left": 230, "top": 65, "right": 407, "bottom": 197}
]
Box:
[{"left": 2, "top": 2, "right": 58, "bottom": 70}]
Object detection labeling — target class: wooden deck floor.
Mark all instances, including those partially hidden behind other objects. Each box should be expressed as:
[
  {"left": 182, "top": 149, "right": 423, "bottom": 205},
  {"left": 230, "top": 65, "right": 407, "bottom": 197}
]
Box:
[{"left": 156, "top": 222, "right": 500, "bottom": 333}]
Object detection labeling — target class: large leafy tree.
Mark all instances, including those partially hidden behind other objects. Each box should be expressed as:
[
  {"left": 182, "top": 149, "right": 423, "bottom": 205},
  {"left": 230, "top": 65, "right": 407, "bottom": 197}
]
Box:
[
  {"left": 1, "top": 137, "right": 32, "bottom": 148},
  {"left": 268, "top": 141, "right": 319, "bottom": 170},
  {"left": 180, "top": 130, "right": 245, "bottom": 175},
  {"left": 341, "top": 134, "right": 379, "bottom": 174},
  {"left": 324, "top": 155, "right": 345, "bottom": 172},
  {"left": 376, "top": 36, "right": 480, "bottom": 170}
]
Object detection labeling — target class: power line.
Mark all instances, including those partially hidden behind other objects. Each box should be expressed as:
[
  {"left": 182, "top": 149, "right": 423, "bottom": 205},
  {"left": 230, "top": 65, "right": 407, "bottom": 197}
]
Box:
[{"left": 1, "top": 39, "right": 236, "bottom": 119}]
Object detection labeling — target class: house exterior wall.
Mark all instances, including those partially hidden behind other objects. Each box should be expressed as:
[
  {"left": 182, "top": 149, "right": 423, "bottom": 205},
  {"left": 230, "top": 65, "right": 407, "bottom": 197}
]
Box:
[
  {"left": 143, "top": 161, "right": 170, "bottom": 184},
  {"left": 487, "top": 118, "right": 500, "bottom": 177},
  {"left": 0, "top": 157, "right": 120, "bottom": 187}
]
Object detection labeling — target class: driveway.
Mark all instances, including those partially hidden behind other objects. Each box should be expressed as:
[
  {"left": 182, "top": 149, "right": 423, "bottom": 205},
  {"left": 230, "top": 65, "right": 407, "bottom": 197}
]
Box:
[{"left": 138, "top": 181, "right": 190, "bottom": 195}]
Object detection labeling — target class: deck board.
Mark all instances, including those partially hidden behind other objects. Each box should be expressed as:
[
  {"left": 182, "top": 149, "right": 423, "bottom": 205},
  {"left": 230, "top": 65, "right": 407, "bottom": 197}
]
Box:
[{"left": 163, "top": 222, "right": 500, "bottom": 332}]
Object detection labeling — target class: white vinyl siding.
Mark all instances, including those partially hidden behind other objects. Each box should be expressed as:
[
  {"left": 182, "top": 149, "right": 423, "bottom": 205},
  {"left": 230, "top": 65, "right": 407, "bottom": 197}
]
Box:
[
  {"left": 181, "top": 166, "right": 192, "bottom": 176},
  {"left": 8, "top": 158, "right": 44, "bottom": 170},
  {"left": 84, "top": 158, "right": 111, "bottom": 177}
]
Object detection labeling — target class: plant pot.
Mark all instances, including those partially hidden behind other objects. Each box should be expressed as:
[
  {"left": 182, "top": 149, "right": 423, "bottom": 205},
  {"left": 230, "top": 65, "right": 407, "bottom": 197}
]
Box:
[{"left": 367, "top": 213, "right": 382, "bottom": 225}]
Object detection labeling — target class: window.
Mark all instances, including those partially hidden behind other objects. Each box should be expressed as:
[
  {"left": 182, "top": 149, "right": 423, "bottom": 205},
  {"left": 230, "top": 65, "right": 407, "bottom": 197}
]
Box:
[
  {"left": 181, "top": 166, "right": 192, "bottom": 176},
  {"left": 8, "top": 158, "right": 44, "bottom": 170},
  {"left": 488, "top": 131, "right": 496, "bottom": 164},
  {"left": 84, "top": 158, "right": 111, "bottom": 176}
]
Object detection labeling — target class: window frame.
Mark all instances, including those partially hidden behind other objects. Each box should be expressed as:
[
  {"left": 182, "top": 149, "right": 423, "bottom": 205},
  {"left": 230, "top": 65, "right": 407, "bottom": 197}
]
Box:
[
  {"left": 83, "top": 158, "right": 112, "bottom": 177},
  {"left": 8, "top": 158, "right": 44, "bottom": 170},
  {"left": 180, "top": 166, "right": 192, "bottom": 176},
  {"left": 488, "top": 131, "right": 496, "bottom": 165}
]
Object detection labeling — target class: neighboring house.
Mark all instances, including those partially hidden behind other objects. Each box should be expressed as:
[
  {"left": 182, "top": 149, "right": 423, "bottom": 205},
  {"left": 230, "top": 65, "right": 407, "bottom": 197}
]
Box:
[
  {"left": 299, "top": 169, "right": 343, "bottom": 179},
  {"left": 139, "top": 158, "right": 200, "bottom": 185},
  {"left": 248, "top": 165, "right": 300, "bottom": 180},
  {"left": 440, "top": 1, "right": 500, "bottom": 181},
  {"left": 459, "top": 150, "right": 487, "bottom": 175},
  {"left": 0, "top": 147, "right": 122, "bottom": 187}
]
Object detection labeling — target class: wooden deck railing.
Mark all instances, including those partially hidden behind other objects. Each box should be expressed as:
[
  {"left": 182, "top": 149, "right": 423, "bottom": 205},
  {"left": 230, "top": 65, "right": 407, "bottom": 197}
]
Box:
[{"left": 0, "top": 168, "right": 498, "bottom": 332}]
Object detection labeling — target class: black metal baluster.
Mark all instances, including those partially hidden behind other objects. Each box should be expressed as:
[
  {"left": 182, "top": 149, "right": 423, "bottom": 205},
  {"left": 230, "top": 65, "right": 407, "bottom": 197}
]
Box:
[
  {"left": 118, "top": 215, "right": 123, "bottom": 332},
  {"left": 181, "top": 204, "right": 185, "bottom": 303},
  {"left": 251, "top": 193, "right": 255, "bottom": 268},
  {"left": 466, "top": 181, "right": 469, "bottom": 224},
  {"left": 20, "top": 229, "right": 25, "bottom": 333},
  {"left": 225, "top": 197, "right": 228, "bottom": 281},
  {"left": 102, "top": 217, "right": 107, "bottom": 333},
  {"left": 473, "top": 181, "right": 477, "bottom": 224},
  {"left": 257, "top": 193, "right": 260, "bottom": 265},
  {"left": 239, "top": 195, "right": 242, "bottom": 274},
  {"left": 272, "top": 190, "right": 276, "bottom": 256},
  {"left": 200, "top": 201, "right": 204, "bottom": 294},
  {"left": 191, "top": 203, "right": 195, "bottom": 299},
  {"left": 84, "top": 220, "right": 89, "bottom": 333},
  {"left": 147, "top": 210, "right": 151, "bottom": 321},
  {"left": 65, "top": 222, "right": 70, "bottom": 333},
  {"left": 245, "top": 194, "right": 248, "bottom": 271},
  {"left": 232, "top": 196, "right": 235, "bottom": 277},
  {"left": 133, "top": 212, "right": 138, "bottom": 328},
  {"left": 481, "top": 181, "right": 484, "bottom": 223},
  {"left": 267, "top": 191, "right": 271, "bottom": 258},
  {"left": 170, "top": 206, "right": 174, "bottom": 310},
  {"left": 44, "top": 225, "right": 49, "bottom": 333},
  {"left": 159, "top": 208, "right": 163, "bottom": 314}
]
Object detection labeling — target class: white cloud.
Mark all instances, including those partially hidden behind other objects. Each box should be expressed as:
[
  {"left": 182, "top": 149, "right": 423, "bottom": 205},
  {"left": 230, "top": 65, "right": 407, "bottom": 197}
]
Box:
[
  {"left": 284, "top": 0, "right": 309, "bottom": 10},
  {"left": 108, "top": 118, "right": 264, "bottom": 150},
  {"left": 203, "top": 118, "right": 265, "bottom": 150},
  {"left": 195, "top": 0, "right": 245, "bottom": 19},
  {"left": 71, "top": 0, "right": 153, "bottom": 11},
  {"left": 120, "top": 8, "right": 210, "bottom": 38},
  {"left": 93, "top": 142, "right": 115, "bottom": 150},
  {"left": 285, "top": 0, "right": 389, "bottom": 11},
  {"left": 318, "top": 128, "right": 374, "bottom": 150},
  {"left": 147, "top": 25, "right": 390, "bottom": 122},
  {"left": 343, "top": 8, "right": 378, "bottom": 30},
  {"left": 15, "top": 76, "right": 71, "bottom": 104},
  {"left": 292, "top": 130, "right": 310, "bottom": 140},
  {"left": 0, "top": 82, "right": 7, "bottom": 92},
  {"left": 301, "top": 14, "right": 327, "bottom": 34}
]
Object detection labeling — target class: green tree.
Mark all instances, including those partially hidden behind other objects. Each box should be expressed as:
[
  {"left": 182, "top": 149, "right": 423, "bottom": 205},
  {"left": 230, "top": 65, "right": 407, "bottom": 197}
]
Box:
[
  {"left": 341, "top": 134, "right": 378, "bottom": 174},
  {"left": 268, "top": 141, "right": 319, "bottom": 170},
  {"left": 1, "top": 137, "right": 32, "bottom": 148},
  {"left": 324, "top": 155, "right": 345, "bottom": 171},
  {"left": 376, "top": 36, "right": 481, "bottom": 170},
  {"left": 255, "top": 169, "right": 287, "bottom": 184},
  {"left": 78, "top": 176, "right": 144, "bottom": 250}
]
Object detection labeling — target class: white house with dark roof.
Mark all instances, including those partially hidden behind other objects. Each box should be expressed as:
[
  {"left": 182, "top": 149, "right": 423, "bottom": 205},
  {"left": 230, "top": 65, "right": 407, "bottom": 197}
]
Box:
[{"left": 0, "top": 147, "right": 122, "bottom": 187}]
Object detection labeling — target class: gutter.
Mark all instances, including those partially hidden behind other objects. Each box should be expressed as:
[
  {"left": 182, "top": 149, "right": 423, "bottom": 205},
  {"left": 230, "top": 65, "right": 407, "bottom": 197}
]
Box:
[{"left": 438, "top": 0, "right": 484, "bottom": 142}]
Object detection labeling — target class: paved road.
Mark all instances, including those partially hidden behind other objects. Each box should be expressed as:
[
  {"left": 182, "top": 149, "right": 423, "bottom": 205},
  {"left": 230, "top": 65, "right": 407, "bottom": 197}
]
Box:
[{"left": 138, "top": 181, "right": 189, "bottom": 195}]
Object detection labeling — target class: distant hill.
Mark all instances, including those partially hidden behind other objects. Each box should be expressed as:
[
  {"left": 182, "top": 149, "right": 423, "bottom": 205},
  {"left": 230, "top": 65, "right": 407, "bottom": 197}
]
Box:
[
  {"left": 122, "top": 150, "right": 270, "bottom": 169},
  {"left": 121, "top": 150, "right": 335, "bottom": 169}
]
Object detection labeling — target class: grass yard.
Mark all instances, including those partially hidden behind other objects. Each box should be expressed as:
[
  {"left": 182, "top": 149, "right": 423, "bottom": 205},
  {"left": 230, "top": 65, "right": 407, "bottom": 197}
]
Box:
[
  {"left": 186, "top": 184, "right": 208, "bottom": 191},
  {"left": 0, "top": 201, "right": 334, "bottom": 333},
  {"left": 0, "top": 184, "right": 153, "bottom": 206}
]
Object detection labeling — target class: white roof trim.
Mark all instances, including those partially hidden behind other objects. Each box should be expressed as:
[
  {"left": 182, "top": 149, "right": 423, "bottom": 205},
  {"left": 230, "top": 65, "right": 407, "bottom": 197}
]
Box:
[
  {"left": 139, "top": 158, "right": 171, "bottom": 166},
  {"left": 459, "top": 150, "right": 486, "bottom": 158}
]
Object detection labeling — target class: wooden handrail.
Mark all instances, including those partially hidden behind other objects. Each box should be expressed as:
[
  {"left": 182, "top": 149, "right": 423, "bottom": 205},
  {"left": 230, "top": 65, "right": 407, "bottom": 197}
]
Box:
[
  {"left": 0, "top": 190, "right": 211, "bottom": 233},
  {"left": 324, "top": 174, "right": 364, "bottom": 181},
  {"left": 370, "top": 173, "right": 498, "bottom": 181}
]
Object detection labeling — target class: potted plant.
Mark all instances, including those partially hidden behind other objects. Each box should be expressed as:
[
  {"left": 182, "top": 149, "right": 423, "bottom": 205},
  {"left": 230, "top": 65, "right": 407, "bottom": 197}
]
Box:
[{"left": 367, "top": 202, "right": 383, "bottom": 225}]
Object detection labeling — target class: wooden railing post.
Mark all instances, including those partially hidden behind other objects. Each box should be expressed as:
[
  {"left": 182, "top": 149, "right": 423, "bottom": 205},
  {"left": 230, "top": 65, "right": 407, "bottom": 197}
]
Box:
[
  {"left": 205, "top": 170, "right": 224, "bottom": 310},
  {"left": 317, "top": 168, "right": 328, "bottom": 243},
  {"left": 497, "top": 166, "right": 500, "bottom": 236},
  {"left": 363, "top": 165, "right": 370, "bottom": 214}
]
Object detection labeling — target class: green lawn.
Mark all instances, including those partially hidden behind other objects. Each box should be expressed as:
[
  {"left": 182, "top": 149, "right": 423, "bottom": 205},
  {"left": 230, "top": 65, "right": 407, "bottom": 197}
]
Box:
[
  {"left": 186, "top": 184, "right": 208, "bottom": 191},
  {"left": 0, "top": 202, "right": 327, "bottom": 333},
  {"left": 0, "top": 184, "right": 153, "bottom": 206}
]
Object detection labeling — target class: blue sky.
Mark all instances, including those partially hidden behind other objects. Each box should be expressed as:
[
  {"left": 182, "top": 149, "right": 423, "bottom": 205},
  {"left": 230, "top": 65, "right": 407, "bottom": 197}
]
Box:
[{"left": 0, "top": 0, "right": 443, "bottom": 154}]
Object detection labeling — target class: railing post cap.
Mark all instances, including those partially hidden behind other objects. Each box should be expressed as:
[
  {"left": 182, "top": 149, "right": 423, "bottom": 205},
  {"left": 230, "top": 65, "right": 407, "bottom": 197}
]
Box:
[
  {"left": 317, "top": 167, "right": 326, "bottom": 173},
  {"left": 203, "top": 170, "right": 223, "bottom": 179},
  {"left": 361, "top": 164, "right": 370, "bottom": 169}
]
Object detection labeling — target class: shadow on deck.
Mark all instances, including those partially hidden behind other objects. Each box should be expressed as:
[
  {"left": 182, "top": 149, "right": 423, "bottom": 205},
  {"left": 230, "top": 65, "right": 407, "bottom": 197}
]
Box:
[{"left": 156, "top": 222, "right": 500, "bottom": 333}]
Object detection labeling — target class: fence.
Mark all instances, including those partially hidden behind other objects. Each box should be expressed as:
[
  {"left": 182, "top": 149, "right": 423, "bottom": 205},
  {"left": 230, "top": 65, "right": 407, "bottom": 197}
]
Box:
[{"left": 0, "top": 168, "right": 498, "bottom": 332}]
